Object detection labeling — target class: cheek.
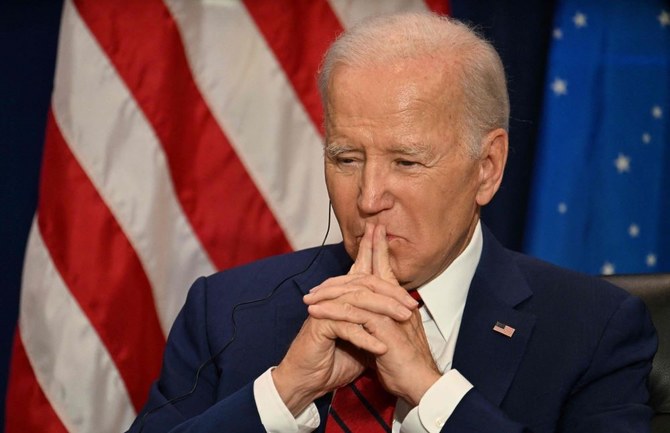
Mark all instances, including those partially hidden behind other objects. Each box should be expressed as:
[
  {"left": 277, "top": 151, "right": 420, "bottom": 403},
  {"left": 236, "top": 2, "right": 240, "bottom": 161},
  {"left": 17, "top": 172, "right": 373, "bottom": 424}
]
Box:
[
  {"left": 328, "top": 184, "right": 351, "bottom": 218},
  {"left": 326, "top": 173, "right": 359, "bottom": 242},
  {"left": 326, "top": 171, "right": 357, "bottom": 211},
  {"left": 404, "top": 187, "right": 465, "bottom": 246}
]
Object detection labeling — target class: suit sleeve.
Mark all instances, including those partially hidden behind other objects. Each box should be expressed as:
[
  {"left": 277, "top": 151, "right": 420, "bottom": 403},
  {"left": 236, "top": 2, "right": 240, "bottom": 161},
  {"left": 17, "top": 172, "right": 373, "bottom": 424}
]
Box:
[
  {"left": 556, "top": 295, "right": 656, "bottom": 432},
  {"left": 124, "top": 276, "right": 267, "bottom": 433},
  {"left": 441, "top": 295, "right": 657, "bottom": 433}
]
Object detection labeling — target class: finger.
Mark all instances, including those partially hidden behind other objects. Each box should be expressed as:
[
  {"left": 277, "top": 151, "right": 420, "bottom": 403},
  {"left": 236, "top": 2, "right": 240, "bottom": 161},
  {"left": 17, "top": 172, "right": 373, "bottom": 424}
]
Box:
[
  {"left": 322, "top": 319, "right": 388, "bottom": 355},
  {"left": 304, "top": 281, "right": 363, "bottom": 305},
  {"left": 307, "top": 274, "right": 366, "bottom": 296},
  {"left": 362, "top": 309, "right": 431, "bottom": 355},
  {"left": 307, "top": 292, "right": 413, "bottom": 322},
  {"left": 349, "top": 222, "right": 373, "bottom": 275},
  {"left": 304, "top": 275, "right": 418, "bottom": 309},
  {"left": 372, "top": 225, "right": 396, "bottom": 283}
]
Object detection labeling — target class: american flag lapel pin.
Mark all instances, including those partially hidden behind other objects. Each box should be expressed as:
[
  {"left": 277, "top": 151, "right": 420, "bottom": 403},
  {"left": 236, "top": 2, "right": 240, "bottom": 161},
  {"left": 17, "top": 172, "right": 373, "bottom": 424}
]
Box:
[{"left": 493, "top": 321, "right": 516, "bottom": 338}]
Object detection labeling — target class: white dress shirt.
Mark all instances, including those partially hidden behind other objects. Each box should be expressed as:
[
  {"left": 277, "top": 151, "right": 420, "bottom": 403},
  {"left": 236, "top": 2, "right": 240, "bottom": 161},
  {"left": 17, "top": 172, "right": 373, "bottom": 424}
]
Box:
[{"left": 253, "top": 222, "right": 483, "bottom": 433}]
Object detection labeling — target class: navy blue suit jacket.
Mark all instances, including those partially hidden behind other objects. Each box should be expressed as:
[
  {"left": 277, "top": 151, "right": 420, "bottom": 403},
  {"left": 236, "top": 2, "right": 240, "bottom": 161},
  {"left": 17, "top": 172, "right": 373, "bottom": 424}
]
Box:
[{"left": 127, "top": 226, "right": 656, "bottom": 432}]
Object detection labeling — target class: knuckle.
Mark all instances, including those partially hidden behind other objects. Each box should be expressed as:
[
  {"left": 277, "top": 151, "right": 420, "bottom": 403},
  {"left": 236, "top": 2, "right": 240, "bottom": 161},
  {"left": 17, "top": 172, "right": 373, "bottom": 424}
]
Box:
[
  {"left": 379, "top": 315, "right": 395, "bottom": 327},
  {"left": 351, "top": 289, "right": 367, "bottom": 301},
  {"left": 357, "top": 275, "right": 372, "bottom": 285},
  {"left": 345, "top": 323, "right": 364, "bottom": 340}
]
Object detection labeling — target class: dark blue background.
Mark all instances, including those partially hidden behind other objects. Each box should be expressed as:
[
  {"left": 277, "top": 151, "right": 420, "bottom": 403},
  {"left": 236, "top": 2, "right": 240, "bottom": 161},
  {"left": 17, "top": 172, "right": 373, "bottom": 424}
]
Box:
[
  {"left": 0, "top": 1, "right": 554, "bottom": 429},
  {"left": 1, "top": 0, "right": 64, "bottom": 429}
]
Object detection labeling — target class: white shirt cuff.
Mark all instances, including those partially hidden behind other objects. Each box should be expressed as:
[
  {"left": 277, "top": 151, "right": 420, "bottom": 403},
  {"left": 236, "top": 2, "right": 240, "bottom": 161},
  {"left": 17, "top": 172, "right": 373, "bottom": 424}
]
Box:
[
  {"left": 253, "top": 367, "right": 321, "bottom": 433},
  {"left": 400, "top": 369, "right": 473, "bottom": 433}
]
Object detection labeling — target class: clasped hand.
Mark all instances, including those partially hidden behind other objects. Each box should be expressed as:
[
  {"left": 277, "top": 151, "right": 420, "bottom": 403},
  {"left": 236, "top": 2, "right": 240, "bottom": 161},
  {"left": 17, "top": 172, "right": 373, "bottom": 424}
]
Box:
[{"left": 272, "top": 223, "right": 441, "bottom": 416}]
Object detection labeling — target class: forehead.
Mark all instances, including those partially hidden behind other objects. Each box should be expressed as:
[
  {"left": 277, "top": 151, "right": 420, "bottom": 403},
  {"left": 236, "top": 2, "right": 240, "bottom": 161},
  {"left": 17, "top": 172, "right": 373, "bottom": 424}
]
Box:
[
  {"left": 329, "top": 60, "right": 449, "bottom": 110},
  {"left": 325, "top": 61, "right": 461, "bottom": 148}
]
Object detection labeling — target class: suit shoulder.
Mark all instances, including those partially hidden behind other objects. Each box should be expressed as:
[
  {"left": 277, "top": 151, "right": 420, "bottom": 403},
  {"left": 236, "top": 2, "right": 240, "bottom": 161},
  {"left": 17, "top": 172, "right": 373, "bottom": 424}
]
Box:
[
  {"left": 509, "top": 250, "right": 633, "bottom": 312},
  {"left": 506, "top": 251, "right": 655, "bottom": 365},
  {"left": 204, "top": 243, "right": 351, "bottom": 292}
]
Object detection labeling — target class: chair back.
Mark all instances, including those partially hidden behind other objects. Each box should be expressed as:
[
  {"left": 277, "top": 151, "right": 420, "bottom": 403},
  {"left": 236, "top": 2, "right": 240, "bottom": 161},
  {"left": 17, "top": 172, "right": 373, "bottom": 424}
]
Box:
[{"left": 603, "top": 273, "right": 670, "bottom": 433}]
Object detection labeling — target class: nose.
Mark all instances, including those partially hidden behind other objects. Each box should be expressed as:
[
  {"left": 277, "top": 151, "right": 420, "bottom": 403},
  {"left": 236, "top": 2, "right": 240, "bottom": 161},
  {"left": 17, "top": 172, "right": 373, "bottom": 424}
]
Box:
[{"left": 357, "top": 162, "right": 394, "bottom": 215}]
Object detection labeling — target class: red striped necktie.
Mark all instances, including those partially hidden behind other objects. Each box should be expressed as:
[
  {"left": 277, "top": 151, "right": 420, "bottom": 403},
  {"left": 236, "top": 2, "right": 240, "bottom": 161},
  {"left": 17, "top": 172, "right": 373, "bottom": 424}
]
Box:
[
  {"left": 325, "top": 290, "right": 422, "bottom": 432},
  {"left": 325, "top": 369, "right": 395, "bottom": 433}
]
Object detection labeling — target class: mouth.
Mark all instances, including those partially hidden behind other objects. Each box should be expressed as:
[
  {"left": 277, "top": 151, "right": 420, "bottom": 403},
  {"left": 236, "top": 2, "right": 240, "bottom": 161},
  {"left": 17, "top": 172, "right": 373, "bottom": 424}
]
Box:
[
  {"left": 385, "top": 233, "right": 400, "bottom": 241},
  {"left": 353, "top": 231, "right": 401, "bottom": 244}
]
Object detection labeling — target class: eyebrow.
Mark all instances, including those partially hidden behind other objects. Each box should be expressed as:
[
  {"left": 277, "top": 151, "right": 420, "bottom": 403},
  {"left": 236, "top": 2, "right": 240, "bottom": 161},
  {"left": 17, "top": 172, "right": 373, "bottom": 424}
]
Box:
[
  {"left": 324, "top": 142, "right": 356, "bottom": 158},
  {"left": 324, "top": 141, "right": 434, "bottom": 158},
  {"left": 390, "top": 142, "right": 433, "bottom": 157}
]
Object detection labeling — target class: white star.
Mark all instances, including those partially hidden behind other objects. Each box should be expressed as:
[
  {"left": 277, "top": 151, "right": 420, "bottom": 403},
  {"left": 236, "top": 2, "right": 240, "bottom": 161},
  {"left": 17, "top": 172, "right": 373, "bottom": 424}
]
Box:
[
  {"left": 551, "top": 77, "right": 568, "bottom": 96},
  {"left": 601, "top": 262, "right": 615, "bottom": 275},
  {"left": 628, "top": 223, "right": 640, "bottom": 238},
  {"left": 557, "top": 202, "right": 568, "bottom": 214},
  {"left": 659, "top": 10, "right": 670, "bottom": 27},
  {"left": 553, "top": 28, "right": 563, "bottom": 39},
  {"left": 646, "top": 253, "right": 657, "bottom": 267},
  {"left": 614, "top": 153, "right": 631, "bottom": 173},
  {"left": 642, "top": 132, "right": 652, "bottom": 144},
  {"left": 573, "top": 12, "right": 588, "bottom": 28},
  {"left": 652, "top": 105, "right": 663, "bottom": 119}
]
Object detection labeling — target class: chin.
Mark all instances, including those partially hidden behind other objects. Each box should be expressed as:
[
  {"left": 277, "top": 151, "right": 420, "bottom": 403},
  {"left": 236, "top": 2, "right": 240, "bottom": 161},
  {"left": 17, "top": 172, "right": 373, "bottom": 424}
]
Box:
[{"left": 389, "top": 262, "right": 418, "bottom": 288}]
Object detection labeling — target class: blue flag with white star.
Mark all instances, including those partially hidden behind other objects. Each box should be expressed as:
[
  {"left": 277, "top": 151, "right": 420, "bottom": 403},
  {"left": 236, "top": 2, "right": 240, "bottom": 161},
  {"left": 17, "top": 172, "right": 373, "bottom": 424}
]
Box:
[{"left": 525, "top": 0, "right": 670, "bottom": 275}]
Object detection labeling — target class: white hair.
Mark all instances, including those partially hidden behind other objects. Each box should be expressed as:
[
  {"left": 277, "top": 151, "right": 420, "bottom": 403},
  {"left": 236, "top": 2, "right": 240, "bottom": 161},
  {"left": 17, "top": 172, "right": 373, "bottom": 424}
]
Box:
[{"left": 317, "top": 12, "right": 509, "bottom": 157}]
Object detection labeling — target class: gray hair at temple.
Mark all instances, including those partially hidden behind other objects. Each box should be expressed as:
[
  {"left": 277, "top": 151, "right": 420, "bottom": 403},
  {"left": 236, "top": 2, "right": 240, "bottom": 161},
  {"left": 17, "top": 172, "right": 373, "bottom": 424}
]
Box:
[{"left": 317, "top": 12, "right": 510, "bottom": 158}]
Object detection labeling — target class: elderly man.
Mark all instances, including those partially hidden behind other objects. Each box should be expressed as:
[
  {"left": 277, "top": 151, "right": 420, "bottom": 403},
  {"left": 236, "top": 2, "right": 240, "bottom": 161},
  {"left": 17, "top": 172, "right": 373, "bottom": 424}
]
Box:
[{"left": 127, "top": 12, "right": 656, "bottom": 433}]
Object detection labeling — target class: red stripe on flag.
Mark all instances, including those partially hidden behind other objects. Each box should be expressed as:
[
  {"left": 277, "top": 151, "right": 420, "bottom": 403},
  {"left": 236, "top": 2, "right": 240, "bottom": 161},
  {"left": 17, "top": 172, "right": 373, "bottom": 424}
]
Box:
[
  {"left": 73, "top": 0, "right": 292, "bottom": 270},
  {"left": 37, "top": 111, "right": 164, "bottom": 411},
  {"left": 425, "top": 0, "right": 450, "bottom": 15},
  {"left": 5, "top": 330, "right": 68, "bottom": 433},
  {"left": 243, "top": 0, "right": 343, "bottom": 135}
]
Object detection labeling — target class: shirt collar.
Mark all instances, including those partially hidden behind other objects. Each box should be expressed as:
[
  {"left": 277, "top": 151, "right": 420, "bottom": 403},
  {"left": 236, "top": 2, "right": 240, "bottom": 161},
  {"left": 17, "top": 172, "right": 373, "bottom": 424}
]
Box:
[{"left": 415, "top": 220, "right": 483, "bottom": 337}]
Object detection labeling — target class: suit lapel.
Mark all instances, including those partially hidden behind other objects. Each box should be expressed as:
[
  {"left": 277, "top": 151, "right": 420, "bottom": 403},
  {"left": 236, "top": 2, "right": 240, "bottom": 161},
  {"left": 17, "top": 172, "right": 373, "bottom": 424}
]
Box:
[
  {"left": 453, "top": 226, "right": 536, "bottom": 406},
  {"left": 273, "top": 243, "right": 353, "bottom": 353},
  {"left": 293, "top": 243, "right": 353, "bottom": 295}
]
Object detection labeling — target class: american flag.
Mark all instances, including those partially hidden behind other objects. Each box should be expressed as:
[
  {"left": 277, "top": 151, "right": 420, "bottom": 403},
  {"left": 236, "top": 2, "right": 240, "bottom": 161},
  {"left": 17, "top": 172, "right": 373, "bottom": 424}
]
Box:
[
  {"left": 493, "top": 321, "right": 516, "bottom": 338},
  {"left": 525, "top": 0, "right": 670, "bottom": 275},
  {"left": 4, "top": 1, "right": 449, "bottom": 432}
]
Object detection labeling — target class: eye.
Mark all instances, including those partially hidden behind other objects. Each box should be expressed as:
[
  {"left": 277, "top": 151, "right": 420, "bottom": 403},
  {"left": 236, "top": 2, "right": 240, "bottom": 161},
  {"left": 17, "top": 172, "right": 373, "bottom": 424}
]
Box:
[
  {"left": 396, "top": 159, "right": 419, "bottom": 168},
  {"left": 336, "top": 156, "right": 356, "bottom": 165},
  {"left": 329, "top": 150, "right": 363, "bottom": 167}
]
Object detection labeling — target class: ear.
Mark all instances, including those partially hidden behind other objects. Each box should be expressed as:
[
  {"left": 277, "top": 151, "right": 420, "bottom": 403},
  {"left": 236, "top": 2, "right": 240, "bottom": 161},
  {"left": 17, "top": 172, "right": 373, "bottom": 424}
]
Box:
[{"left": 475, "top": 128, "right": 508, "bottom": 206}]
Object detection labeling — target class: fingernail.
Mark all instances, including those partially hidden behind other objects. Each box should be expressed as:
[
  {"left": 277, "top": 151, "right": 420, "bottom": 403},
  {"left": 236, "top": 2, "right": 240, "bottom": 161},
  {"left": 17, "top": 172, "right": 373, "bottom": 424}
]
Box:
[
  {"left": 396, "top": 306, "right": 412, "bottom": 320},
  {"left": 405, "top": 296, "right": 419, "bottom": 307}
]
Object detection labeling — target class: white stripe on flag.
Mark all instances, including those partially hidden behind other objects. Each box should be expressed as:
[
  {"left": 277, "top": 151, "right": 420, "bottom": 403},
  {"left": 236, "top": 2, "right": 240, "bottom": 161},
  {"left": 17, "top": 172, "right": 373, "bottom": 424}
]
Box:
[
  {"left": 53, "top": 0, "right": 216, "bottom": 333},
  {"left": 165, "top": 0, "right": 341, "bottom": 250},
  {"left": 19, "top": 220, "right": 136, "bottom": 432},
  {"left": 327, "top": 0, "right": 430, "bottom": 29}
]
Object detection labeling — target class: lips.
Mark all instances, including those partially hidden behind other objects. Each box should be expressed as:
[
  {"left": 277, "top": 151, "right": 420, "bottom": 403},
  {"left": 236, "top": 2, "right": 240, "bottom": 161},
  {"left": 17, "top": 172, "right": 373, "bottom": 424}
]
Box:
[
  {"left": 353, "top": 232, "right": 401, "bottom": 242},
  {"left": 350, "top": 224, "right": 403, "bottom": 243}
]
